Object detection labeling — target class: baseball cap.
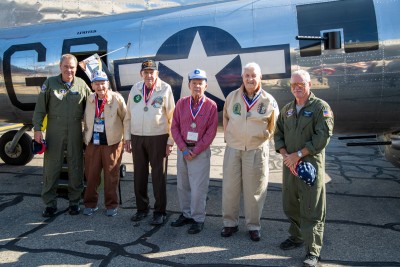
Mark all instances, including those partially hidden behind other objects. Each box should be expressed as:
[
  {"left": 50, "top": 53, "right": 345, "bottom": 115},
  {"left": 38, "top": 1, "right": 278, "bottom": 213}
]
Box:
[
  {"left": 188, "top": 69, "right": 207, "bottom": 81},
  {"left": 91, "top": 70, "right": 108, "bottom": 82},
  {"left": 32, "top": 140, "right": 47, "bottom": 155},
  {"left": 291, "top": 161, "right": 317, "bottom": 186},
  {"left": 141, "top": 60, "right": 157, "bottom": 71}
]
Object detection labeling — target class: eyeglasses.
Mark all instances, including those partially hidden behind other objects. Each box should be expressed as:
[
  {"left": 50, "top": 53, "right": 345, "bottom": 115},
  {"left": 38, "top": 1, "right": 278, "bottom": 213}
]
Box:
[{"left": 290, "top": 82, "right": 307, "bottom": 89}]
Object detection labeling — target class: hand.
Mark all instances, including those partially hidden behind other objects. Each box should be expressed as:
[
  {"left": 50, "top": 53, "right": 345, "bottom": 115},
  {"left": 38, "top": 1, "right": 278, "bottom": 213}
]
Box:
[
  {"left": 283, "top": 152, "right": 300, "bottom": 169},
  {"left": 166, "top": 144, "right": 173, "bottom": 157},
  {"left": 124, "top": 140, "right": 132, "bottom": 153},
  {"left": 34, "top": 131, "right": 43, "bottom": 143}
]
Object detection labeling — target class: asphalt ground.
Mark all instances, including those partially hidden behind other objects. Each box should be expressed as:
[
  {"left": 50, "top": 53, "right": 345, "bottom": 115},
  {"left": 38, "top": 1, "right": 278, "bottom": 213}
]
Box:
[{"left": 0, "top": 125, "right": 399, "bottom": 267}]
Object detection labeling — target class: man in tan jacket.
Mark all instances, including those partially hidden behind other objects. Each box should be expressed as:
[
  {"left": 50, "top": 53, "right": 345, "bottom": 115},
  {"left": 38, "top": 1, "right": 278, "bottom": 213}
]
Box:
[{"left": 83, "top": 70, "right": 128, "bottom": 217}]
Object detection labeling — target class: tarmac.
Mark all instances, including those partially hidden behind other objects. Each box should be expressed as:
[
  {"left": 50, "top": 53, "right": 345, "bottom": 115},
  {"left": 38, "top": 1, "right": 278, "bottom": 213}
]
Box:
[{"left": 0, "top": 126, "right": 399, "bottom": 267}]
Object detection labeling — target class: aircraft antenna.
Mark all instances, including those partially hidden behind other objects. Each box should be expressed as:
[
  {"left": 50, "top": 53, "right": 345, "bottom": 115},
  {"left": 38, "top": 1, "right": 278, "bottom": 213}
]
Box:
[{"left": 98, "top": 42, "right": 132, "bottom": 59}]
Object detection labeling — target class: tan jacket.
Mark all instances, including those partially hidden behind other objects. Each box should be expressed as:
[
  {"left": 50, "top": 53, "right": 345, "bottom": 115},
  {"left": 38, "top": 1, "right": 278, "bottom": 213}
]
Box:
[
  {"left": 223, "top": 85, "right": 279, "bottom": 151},
  {"left": 124, "top": 79, "right": 175, "bottom": 145},
  {"left": 83, "top": 91, "right": 128, "bottom": 146}
]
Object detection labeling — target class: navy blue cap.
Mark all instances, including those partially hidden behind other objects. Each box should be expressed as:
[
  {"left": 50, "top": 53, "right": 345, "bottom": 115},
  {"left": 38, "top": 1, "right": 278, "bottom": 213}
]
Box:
[
  {"left": 32, "top": 140, "right": 46, "bottom": 155},
  {"left": 293, "top": 161, "right": 317, "bottom": 186}
]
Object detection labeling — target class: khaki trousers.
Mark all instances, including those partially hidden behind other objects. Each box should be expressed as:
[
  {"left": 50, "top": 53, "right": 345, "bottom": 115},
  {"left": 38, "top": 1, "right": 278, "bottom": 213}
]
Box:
[
  {"left": 84, "top": 142, "right": 123, "bottom": 209},
  {"left": 222, "top": 144, "right": 269, "bottom": 230}
]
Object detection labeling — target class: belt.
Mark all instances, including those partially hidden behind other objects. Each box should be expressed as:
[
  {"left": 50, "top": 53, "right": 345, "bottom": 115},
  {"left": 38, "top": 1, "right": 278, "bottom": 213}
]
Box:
[{"left": 185, "top": 142, "right": 196, "bottom": 147}]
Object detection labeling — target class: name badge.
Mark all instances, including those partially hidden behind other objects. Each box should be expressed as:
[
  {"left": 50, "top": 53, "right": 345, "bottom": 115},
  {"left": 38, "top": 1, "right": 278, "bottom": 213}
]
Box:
[
  {"left": 94, "top": 123, "right": 105, "bottom": 133},
  {"left": 93, "top": 132, "right": 100, "bottom": 145},
  {"left": 187, "top": 131, "right": 198, "bottom": 142}
]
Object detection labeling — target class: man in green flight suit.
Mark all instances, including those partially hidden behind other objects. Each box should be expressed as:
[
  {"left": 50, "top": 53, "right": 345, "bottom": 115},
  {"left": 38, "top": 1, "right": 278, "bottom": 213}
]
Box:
[
  {"left": 33, "top": 54, "right": 91, "bottom": 217},
  {"left": 274, "top": 70, "right": 334, "bottom": 267}
]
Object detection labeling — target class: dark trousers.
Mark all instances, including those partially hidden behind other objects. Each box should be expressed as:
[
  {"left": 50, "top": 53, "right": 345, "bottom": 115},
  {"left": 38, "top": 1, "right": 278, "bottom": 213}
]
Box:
[
  {"left": 131, "top": 134, "right": 168, "bottom": 215},
  {"left": 84, "top": 142, "right": 123, "bottom": 209}
]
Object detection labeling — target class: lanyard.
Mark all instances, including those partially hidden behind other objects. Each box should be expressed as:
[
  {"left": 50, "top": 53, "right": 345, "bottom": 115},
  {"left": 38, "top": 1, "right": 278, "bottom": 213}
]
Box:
[
  {"left": 242, "top": 90, "right": 262, "bottom": 111},
  {"left": 189, "top": 95, "right": 205, "bottom": 121},
  {"left": 95, "top": 95, "right": 107, "bottom": 118},
  {"left": 142, "top": 79, "right": 157, "bottom": 106}
]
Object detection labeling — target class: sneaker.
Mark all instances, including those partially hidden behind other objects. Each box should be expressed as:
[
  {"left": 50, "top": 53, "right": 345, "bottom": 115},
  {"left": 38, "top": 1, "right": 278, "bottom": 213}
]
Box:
[
  {"left": 150, "top": 213, "right": 166, "bottom": 225},
  {"left": 68, "top": 205, "right": 80, "bottom": 215},
  {"left": 188, "top": 222, "right": 204, "bottom": 234},
  {"left": 279, "top": 238, "right": 304, "bottom": 250},
  {"left": 83, "top": 207, "right": 98, "bottom": 216},
  {"left": 42, "top": 207, "right": 57, "bottom": 218},
  {"left": 130, "top": 210, "right": 149, "bottom": 222},
  {"left": 106, "top": 208, "right": 118, "bottom": 217},
  {"left": 303, "top": 254, "right": 320, "bottom": 267},
  {"left": 171, "top": 214, "right": 195, "bottom": 227}
]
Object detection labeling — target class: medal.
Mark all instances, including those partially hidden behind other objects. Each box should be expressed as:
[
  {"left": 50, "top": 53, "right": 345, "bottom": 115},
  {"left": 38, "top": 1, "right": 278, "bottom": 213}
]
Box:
[
  {"left": 144, "top": 106, "right": 148, "bottom": 111},
  {"left": 142, "top": 80, "right": 156, "bottom": 113},
  {"left": 189, "top": 95, "right": 205, "bottom": 129},
  {"left": 191, "top": 122, "right": 196, "bottom": 129},
  {"left": 247, "top": 111, "right": 251, "bottom": 117},
  {"left": 242, "top": 90, "right": 262, "bottom": 114}
]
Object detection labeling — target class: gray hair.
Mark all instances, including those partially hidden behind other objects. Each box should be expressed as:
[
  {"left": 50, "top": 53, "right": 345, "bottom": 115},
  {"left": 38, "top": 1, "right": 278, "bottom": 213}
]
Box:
[
  {"left": 242, "top": 62, "right": 262, "bottom": 77},
  {"left": 60, "top": 54, "right": 78, "bottom": 66},
  {"left": 292, "top": 69, "right": 311, "bottom": 82}
]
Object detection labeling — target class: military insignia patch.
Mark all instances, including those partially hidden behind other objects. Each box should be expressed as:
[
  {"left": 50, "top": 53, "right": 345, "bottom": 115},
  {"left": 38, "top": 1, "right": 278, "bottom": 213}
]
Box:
[
  {"left": 40, "top": 84, "right": 47, "bottom": 93},
  {"left": 59, "top": 89, "right": 67, "bottom": 95},
  {"left": 303, "top": 110, "right": 313, "bottom": 117},
  {"left": 257, "top": 102, "right": 266, "bottom": 114},
  {"left": 286, "top": 108, "right": 294, "bottom": 117},
  {"left": 233, "top": 103, "right": 241, "bottom": 115},
  {"left": 134, "top": 94, "right": 142, "bottom": 103},
  {"left": 152, "top": 96, "right": 163, "bottom": 108}
]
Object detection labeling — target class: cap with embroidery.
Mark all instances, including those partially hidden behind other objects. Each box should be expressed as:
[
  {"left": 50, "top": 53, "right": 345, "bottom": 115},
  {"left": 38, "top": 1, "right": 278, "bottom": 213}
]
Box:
[
  {"left": 291, "top": 161, "right": 317, "bottom": 186},
  {"left": 188, "top": 69, "right": 207, "bottom": 81},
  {"left": 141, "top": 60, "right": 157, "bottom": 71},
  {"left": 91, "top": 70, "right": 108, "bottom": 82},
  {"left": 32, "top": 140, "right": 47, "bottom": 155}
]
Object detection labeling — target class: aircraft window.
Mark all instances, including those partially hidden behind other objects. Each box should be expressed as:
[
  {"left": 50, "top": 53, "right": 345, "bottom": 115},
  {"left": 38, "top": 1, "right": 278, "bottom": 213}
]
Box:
[{"left": 296, "top": 0, "right": 378, "bottom": 57}]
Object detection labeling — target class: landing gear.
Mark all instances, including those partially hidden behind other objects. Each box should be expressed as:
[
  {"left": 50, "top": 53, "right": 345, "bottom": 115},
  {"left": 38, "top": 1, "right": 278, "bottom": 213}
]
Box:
[{"left": 0, "top": 128, "right": 34, "bottom": 165}]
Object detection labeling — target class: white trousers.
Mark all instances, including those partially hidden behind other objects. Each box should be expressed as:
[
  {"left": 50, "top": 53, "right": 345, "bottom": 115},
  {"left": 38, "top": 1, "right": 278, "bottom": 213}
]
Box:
[{"left": 222, "top": 144, "right": 269, "bottom": 230}]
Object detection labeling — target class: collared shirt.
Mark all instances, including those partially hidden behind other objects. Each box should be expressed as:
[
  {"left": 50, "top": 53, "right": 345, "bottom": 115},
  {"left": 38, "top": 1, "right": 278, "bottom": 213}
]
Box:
[{"left": 171, "top": 95, "right": 218, "bottom": 155}]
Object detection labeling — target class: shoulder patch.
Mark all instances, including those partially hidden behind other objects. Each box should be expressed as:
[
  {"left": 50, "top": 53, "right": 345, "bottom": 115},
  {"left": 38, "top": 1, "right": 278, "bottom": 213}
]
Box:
[{"left": 40, "top": 84, "right": 47, "bottom": 93}]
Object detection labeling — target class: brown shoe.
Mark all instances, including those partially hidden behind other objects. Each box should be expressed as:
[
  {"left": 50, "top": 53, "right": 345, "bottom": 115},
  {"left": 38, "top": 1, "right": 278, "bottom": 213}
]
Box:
[{"left": 221, "top": 226, "right": 239, "bottom": 237}]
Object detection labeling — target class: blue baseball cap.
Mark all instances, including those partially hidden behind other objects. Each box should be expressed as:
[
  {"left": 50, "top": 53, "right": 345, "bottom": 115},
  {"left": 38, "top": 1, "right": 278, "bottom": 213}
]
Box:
[
  {"left": 32, "top": 140, "right": 47, "bottom": 155},
  {"left": 293, "top": 161, "right": 317, "bottom": 186},
  {"left": 91, "top": 70, "right": 108, "bottom": 82},
  {"left": 188, "top": 69, "right": 207, "bottom": 81}
]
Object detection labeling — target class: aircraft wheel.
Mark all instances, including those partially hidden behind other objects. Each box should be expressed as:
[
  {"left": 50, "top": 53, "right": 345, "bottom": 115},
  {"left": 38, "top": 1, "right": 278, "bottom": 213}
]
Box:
[
  {"left": 120, "top": 164, "right": 126, "bottom": 178},
  {"left": 0, "top": 130, "right": 34, "bottom": 165}
]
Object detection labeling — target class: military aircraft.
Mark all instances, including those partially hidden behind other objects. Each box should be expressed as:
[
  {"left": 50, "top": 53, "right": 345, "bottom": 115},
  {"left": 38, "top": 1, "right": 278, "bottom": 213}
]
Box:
[{"left": 0, "top": 0, "right": 399, "bottom": 166}]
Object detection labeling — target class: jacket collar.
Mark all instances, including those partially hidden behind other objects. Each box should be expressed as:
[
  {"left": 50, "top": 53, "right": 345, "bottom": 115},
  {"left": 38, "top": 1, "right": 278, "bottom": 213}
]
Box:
[{"left": 88, "top": 90, "right": 113, "bottom": 104}]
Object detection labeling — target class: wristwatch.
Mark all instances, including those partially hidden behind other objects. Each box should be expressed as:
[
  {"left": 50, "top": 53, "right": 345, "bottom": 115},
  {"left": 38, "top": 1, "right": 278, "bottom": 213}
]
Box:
[{"left": 297, "top": 150, "right": 303, "bottom": 158}]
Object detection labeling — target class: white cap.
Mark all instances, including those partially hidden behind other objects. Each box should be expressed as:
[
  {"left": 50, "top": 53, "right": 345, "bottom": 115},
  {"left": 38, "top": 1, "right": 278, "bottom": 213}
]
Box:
[
  {"left": 188, "top": 69, "right": 207, "bottom": 81},
  {"left": 91, "top": 70, "right": 108, "bottom": 82}
]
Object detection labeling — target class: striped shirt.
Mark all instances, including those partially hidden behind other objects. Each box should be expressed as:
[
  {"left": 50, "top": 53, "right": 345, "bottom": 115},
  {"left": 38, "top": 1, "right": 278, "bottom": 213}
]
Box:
[{"left": 171, "top": 95, "right": 218, "bottom": 155}]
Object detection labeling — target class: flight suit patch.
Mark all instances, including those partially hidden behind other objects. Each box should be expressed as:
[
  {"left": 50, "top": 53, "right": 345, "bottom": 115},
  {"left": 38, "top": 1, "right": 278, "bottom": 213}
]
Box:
[
  {"left": 40, "top": 84, "right": 47, "bottom": 93},
  {"left": 233, "top": 103, "right": 241, "bottom": 115},
  {"left": 303, "top": 110, "right": 313, "bottom": 117},
  {"left": 286, "top": 109, "right": 294, "bottom": 117}
]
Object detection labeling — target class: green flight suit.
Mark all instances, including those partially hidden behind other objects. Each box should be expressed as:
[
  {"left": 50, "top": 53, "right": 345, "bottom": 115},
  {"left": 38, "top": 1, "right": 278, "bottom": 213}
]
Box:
[
  {"left": 274, "top": 92, "right": 334, "bottom": 257},
  {"left": 33, "top": 74, "right": 91, "bottom": 208}
]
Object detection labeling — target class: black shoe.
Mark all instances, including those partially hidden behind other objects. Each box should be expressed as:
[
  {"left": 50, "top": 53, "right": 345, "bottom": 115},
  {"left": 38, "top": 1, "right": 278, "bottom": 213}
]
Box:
[
  {"left": 68, "top": 205, "right": 80, "bottom": 215},
  {"left": 130, "top": 210, "right": 149, "bottom": 222},
  {"left": 42, "top": 207, "right": 57, "bottom": 218},
  {"left": 188, "top": 222, "right": 204, "bottom": 234},
  {"left": 303, "top": 253, "right": 320, "bottom": 267},
  {"left": 171, "top": 214, "right": 195, "bottom": 227},
  {"left": 221, "top": 226, "right": 239, "bottom": 237},
  {"left": 150, "top": 214, "right": 166, "bottom": 225},
  {"left": 280, "top": 238, "right": 304, "bottom": 250},
  {"left": 249, "top": 230, "right": 261, "bottom": 241}
]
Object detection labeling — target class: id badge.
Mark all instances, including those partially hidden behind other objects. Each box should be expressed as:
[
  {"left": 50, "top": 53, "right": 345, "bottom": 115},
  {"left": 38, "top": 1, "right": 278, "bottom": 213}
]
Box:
[
  {"left": 187, "top": 131, "right": 198, "bottom": 142},
  {"left": 94, "top": 123, "right": 105, "bottom": 133},
  {"left": 93, "top": 132, "right": 100, "bottom": 145}
]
